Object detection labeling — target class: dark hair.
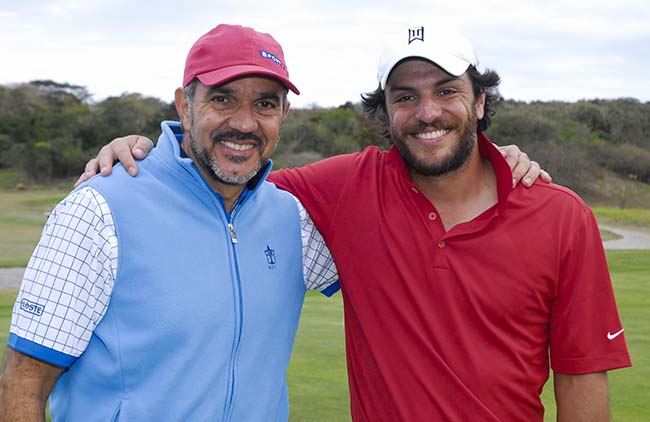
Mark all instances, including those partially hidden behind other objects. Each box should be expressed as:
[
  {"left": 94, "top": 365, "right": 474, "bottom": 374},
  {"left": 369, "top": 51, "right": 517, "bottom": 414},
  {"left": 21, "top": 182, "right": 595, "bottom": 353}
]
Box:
[{"left": 361, "top": 64, "right": 502, "bottom": 139}]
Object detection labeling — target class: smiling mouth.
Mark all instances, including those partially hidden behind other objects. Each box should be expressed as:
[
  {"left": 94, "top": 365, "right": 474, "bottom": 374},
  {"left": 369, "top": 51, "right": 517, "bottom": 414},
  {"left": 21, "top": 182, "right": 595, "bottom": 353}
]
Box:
[
  {"left": 414, "top": 129, "right": 451, "bottom": 140},
  {"left": 221, "top": 140, "right": 257, "bottom": 151}
]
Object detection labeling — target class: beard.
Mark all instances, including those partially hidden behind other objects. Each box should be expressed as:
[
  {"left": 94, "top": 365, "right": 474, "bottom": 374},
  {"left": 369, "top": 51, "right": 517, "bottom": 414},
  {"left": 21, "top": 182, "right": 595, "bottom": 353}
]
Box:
[
  {"left": 391, "top": 108, "right": 477, "bottom": 178},
  {"left": 187, "top": 120, "right": 268, "bottom": 186}
]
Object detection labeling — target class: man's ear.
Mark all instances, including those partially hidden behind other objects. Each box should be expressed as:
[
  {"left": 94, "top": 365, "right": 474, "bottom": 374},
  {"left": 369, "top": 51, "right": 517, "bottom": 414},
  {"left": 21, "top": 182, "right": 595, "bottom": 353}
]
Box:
[
  {"left": 175, "top": 88, "right": 191, "bottom": 131},
  {"left": 283, "top": 101, "right": 291, "bottom": 123},
  {"left": 475, "top": 89, "right": 487, "bottom": 120}
]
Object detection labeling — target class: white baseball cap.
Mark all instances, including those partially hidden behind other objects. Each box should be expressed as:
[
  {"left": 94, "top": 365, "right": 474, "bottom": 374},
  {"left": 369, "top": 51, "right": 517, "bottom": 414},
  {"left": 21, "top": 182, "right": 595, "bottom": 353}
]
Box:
[{"left": 377, "top": 24, "right": 478, "bottom": 89}]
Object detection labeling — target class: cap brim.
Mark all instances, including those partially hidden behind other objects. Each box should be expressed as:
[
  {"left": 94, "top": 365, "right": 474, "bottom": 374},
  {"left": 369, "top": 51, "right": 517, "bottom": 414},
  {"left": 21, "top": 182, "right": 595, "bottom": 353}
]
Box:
[
  {"left": 194, "top": 64, "right": 300, "bottom": 95},
  {"left": 379, "top": 54, "right": 471, "bottom": 89}
]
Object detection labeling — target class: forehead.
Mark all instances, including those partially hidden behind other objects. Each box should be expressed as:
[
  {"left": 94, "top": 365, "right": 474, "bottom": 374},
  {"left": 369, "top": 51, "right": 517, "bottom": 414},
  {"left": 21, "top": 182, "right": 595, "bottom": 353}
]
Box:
[
  {"left": 199, "top": 75, "right": 287, "bottom": 96},
  {"left": 386, "top": 58, "right": 469, "bottom": 88}
]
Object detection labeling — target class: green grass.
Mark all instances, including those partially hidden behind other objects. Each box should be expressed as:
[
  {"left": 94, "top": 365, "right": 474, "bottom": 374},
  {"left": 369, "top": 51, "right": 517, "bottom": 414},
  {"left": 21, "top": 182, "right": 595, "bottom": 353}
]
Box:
[
  {"left": 539, "top": 250, "right": 650, "bottom": 421},
  {"left": 0, "top": 290, "right": 15, "bottom": 360},
  {"left": 287, "top": 293, "right": 350, "bottom": 420},
  {"left": 295, "top": 251, "right": 650, "bottom": 421},
  {"left": 288, "top": 251, "right": 650, "bottom": 421},
  {"left": 0, "top": 169, "right": 24, "bottom": 189},
  {"left": 0, "top": 189, "right": 68, "bottom": 268},
  {"left": 0, "top": 185, "right": 645, "bottom": 268},
  {"left": 1, "top": 251, "right": 647, "bottom": 420},
  {"left": 593, "top": 207, "right": 650, "bottom": 231},
  {"left": 0, "top": 188, "right": 647, "bottom": 419}
]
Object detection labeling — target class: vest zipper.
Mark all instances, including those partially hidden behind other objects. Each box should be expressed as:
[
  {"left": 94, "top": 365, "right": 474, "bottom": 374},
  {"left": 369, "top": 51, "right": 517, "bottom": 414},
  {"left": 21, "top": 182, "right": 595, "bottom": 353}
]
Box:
[
  {"left": 224, "top": 206, "right": 244, "bottom": 421},
  {"left": 228, "top": 223, "right": 238, "bottom": 243}
]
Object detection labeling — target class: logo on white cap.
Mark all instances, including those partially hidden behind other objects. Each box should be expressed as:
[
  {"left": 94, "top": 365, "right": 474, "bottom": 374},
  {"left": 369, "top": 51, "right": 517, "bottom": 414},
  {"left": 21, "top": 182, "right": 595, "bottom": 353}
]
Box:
[
  {"left": 377, "top": 24, "right": 479, "bottom": 89},
  {"left": 408, "top": 27, "right": 424, "bottom": 44}
]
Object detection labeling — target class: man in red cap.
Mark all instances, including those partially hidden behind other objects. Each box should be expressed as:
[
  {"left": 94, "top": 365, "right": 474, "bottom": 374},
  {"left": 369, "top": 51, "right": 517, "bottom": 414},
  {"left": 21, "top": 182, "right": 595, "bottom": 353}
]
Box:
[
  {"left": 0, "top": 24, "right": 339, "bottom": 421},
  {"left": 75, "top": 22, "right": 629, "bottom": 421}
]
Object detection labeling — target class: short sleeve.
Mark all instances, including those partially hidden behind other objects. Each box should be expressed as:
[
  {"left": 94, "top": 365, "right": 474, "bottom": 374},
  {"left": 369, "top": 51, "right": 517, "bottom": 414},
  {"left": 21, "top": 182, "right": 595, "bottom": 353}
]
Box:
[
  {"left": 550, "top": 209, "right": 631, "bottom": 374},
  {"left": 288, "top": 194, "right": 339, "bottom": 296},
  {"left": 8, "top": 187, "right": 118, "bottom": 367}
]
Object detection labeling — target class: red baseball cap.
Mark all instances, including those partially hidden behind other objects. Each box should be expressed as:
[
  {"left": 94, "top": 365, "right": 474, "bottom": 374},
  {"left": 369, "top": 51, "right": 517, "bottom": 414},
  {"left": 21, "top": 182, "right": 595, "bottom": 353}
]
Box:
[{"left": 183, "top": 24, "right": 300, "bottom": 94}]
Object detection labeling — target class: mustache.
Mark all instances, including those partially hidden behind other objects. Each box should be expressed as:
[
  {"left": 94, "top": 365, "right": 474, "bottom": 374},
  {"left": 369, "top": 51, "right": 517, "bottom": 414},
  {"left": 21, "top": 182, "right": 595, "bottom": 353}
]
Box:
[
  {"left": 212, "top": 130, "right": 263, "bottom": 145},
  {"left": 416, "top": 119, "right": 456, "bottom": 131}
]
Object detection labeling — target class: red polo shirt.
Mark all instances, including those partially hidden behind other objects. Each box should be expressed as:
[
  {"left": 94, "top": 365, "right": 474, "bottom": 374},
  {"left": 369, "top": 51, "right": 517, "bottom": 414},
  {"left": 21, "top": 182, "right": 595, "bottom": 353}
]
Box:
[{"left": 269, "top": 133, "right": 631, "bottom": 421}]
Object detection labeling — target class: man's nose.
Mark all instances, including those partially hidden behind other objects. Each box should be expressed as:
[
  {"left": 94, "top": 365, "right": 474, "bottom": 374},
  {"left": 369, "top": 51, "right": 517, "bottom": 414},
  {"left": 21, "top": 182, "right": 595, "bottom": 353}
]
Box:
[
  {"left": 415, "top": 96, "right": 443, "bottom": 124},
  {"left": 228, "top": 105, "right": 259, "bottom": 133}
]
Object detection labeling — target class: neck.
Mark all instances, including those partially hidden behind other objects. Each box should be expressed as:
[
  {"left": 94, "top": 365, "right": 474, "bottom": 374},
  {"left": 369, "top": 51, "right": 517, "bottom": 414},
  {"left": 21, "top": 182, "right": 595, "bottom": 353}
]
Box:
[
  {"left": 182, "top": 139, "right": 247, "bottom": 214},
  {"left": 410, "top": 146, "right": 497, "bottom": 231}
]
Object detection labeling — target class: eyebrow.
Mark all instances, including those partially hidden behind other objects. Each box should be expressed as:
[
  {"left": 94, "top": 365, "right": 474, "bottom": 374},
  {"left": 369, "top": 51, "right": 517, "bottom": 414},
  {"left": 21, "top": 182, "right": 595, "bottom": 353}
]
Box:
[
  {"left": 203, "top": 86, "right": 281, "bottom": 103},
  {"left": 204, "top": 86, "right": 233, "bottom": 96},
  {"left": 387, "top": 75, "right": 463, "bottom": 93},
  {"left": 257, "top": 91, "right": 282, "bottom": 103}
]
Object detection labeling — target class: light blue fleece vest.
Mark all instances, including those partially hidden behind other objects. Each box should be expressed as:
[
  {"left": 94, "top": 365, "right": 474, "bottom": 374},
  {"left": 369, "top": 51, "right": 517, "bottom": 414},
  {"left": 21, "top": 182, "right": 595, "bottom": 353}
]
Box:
[{"left": 50, "top": 121, "right": 306, "bottom": 421}]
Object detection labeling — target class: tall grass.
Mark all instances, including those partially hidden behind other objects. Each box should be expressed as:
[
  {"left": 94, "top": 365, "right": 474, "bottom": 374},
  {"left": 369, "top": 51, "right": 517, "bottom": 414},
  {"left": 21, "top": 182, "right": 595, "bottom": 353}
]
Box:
[{"left": 593, "top": 207, "right": 650, "bottom": 230}]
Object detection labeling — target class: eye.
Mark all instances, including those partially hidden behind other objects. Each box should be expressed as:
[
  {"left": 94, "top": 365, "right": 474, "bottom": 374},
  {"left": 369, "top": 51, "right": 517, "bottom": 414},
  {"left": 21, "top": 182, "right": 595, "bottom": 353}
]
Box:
[
  {"left": 257, "top": 100, "right": 276, "bottom": 109},
  {"left": 211, "top": 95, "right": 229, "bottom": 104},
  {"left": 438, "top": 88, "right": 458, "bottom": 97},
  {"left": 396, "top": 94, "right": 416, "bottom": 103}
]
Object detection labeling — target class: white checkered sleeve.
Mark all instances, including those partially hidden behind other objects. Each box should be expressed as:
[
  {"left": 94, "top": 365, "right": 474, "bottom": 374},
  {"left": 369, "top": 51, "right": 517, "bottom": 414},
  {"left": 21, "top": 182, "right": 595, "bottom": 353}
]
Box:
[
  {"left": 10, "top": 186, "right": 118, "bottom": 359},
  {"left": 289, "top": 194, "right": 339, "bottom": 292}
]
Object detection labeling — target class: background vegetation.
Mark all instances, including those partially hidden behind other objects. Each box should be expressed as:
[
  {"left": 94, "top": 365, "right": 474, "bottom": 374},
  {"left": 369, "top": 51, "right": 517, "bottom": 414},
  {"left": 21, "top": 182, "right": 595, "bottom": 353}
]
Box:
[{"left": 1, "top": 80, "right": 649, "bottom": 207}]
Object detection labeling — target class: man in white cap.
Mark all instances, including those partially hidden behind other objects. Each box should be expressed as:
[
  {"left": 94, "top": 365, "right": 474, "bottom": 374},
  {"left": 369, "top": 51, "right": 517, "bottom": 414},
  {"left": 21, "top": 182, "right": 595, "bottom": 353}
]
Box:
[
  {"left": 271, "top": 24, "right": 631, "bottom": 420},
  {"left": 0, "top": 24, "right": 338, "bottom": 421}
]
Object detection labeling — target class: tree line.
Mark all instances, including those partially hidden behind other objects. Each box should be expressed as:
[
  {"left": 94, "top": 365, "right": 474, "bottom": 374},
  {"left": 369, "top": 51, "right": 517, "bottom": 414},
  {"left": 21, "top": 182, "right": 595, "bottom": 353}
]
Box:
[{"left": 1, "top": 80, "right": 649, "bottom": 205}]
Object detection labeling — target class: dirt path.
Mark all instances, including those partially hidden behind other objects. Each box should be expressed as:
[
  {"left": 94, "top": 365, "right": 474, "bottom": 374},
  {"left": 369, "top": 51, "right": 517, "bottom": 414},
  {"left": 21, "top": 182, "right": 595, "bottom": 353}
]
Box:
[
  {"left": 0, "top": 267, "right": 25, "bottom": 290},
  {"left": 601, "top": 225, "right": 650, "bottom": 250},
  {"left": 1, "top": 226, "right": 648, "bottom": 290}
]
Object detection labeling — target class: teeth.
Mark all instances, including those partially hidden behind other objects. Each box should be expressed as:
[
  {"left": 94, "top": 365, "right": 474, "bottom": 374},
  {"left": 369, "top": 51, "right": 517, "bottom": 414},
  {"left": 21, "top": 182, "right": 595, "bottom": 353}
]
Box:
[
  {"left": 415, "top": 129, "right": 450, "bottom": 140},
  {"left": 222, "top": 141, "right": 255, "bottom": 151}
]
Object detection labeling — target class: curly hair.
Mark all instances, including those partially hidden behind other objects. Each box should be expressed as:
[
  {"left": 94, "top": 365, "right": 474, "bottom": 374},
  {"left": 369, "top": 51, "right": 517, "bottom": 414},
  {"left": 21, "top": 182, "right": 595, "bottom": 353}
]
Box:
[{"left": 361, "top": 64, "right": 501, "bottom": 139}]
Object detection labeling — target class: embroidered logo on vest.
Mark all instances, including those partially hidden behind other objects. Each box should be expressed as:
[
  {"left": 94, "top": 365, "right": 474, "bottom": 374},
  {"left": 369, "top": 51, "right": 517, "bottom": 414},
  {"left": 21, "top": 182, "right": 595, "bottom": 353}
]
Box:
[{"left": 264, "top": 245, "right": 277, "bottom": 269}]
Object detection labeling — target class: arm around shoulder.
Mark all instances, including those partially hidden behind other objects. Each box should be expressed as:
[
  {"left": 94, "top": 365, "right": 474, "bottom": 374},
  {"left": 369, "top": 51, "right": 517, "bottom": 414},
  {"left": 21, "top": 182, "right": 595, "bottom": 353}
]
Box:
[
  {"left": 0, "top": 347, "right": 63, "bottom": 422},
  {"left": 554, "top": 371, "right": 610, "bottom": 422}
]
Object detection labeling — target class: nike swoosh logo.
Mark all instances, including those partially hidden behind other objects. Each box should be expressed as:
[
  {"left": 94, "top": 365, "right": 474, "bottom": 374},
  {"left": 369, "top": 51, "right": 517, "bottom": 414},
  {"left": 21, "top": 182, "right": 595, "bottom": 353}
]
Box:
[{"left": 607, "top": 328, "right": 624, "bottom": 340}]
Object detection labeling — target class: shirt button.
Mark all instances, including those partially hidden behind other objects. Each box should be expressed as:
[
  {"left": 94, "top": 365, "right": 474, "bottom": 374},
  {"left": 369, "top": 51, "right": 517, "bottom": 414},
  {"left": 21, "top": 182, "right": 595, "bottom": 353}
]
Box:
[
  {"left": 438, "top": 241, "right": 445, "bottom": 248},
  {"left": 428, "top": 212, "right": 437, "bottom": 221},
  {"left": 411, "top": 187, "right": 419, "bottom": 194}
]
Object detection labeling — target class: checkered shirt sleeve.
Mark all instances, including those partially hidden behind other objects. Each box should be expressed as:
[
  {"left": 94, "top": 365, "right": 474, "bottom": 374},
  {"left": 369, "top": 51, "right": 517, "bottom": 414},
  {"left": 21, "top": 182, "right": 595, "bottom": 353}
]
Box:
[
  {"left": 10, "top": 186, "right": 117, "bottom": 358},
  {"left": 290, "top": 194, "right": 339, "bottom": 291}
]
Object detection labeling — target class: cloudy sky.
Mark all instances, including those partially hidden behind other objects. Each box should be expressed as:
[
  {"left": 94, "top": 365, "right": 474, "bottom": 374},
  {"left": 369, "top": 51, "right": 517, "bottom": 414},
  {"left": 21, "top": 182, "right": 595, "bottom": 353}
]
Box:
[{"left": 2, "top": 0, "right": 648, "bottom": 108}]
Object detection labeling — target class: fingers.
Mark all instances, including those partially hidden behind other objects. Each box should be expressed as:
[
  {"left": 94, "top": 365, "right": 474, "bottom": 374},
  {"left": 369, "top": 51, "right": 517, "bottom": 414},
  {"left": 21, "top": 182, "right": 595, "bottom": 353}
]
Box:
[
  {"left": 499, "top": 145, "right": 530, "bottom": 187},
  {"left": 73, "top": 135, "right": 153, "bottom": 188},
  {"left": 512, "top": 157, "right": 537, "bottom": 187},
  {"left": 73, "top": 158, "right": 100, "bottom": 187},
  {"left": 498, "top": 144, "right": 551, "bottom": 188},
  {"left": 102, "top": 137, "right": 137, "bottom": 176},
  {"left": 498, "top": 145, "right": 520, "bottom": 184},
  {"left": 132, "top": 136, "right": 155, "bottom": 160}
]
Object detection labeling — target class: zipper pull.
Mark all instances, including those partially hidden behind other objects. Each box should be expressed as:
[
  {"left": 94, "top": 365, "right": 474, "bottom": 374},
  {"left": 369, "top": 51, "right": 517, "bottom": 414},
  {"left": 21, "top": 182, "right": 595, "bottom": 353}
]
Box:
[{"left": 228, "top": 223, "right": 238, "bottom": 244}]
